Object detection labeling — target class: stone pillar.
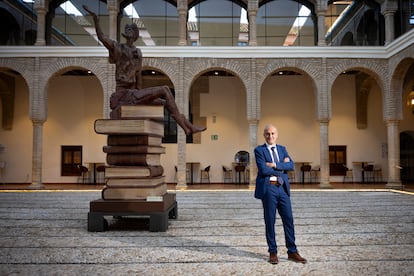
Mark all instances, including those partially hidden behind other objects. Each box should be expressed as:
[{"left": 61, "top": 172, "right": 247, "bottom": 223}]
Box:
[
  {"left": 318, "top": 57, "right": 331, "bottom": 188},
  {"left": 381, "top": 2, "right": 398, "bottom": 46},
  {"left": 316, "top": 3, "right": 327, "bottom": 46},
  {"left": 29, "top": 56, "right": 46, "bottom": 188},
  {"left": 385, "top": 119, "right": 402, "bottom": 188},
  {"left": 319, "top": 119, "right": 331, "bottom": 188},
  {"left": 248, "top": 0, "right": 258, "bottom": 46},
  {"left": 247, "top": 0, "right": 259, "bottom": 46},
  {"left": 34, "top": 2, "right": 47, "bottom": 46},
  {"left": 29, "top": 120, "right": 45, "bottom": 188},
  {"left": 177, "top": 0, "right": 188, "bottom": 46},
  {"left": 107, "top": 5, "right": 118, "bottom": 41},
  {"left": 248, "top": 120, "right": 258, "bottom": 188},
  {"left": 176, "top": 57, "right": 187, "bottom": 188}
]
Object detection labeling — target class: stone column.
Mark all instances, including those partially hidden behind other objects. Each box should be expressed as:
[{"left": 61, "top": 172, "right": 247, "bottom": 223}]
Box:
[
  {"left": 319, "top": 120, "right": 331, "bottom": 188},
  {"left": 176, "top": 57, "right": 187, "bottom": 188},
  {"left": 381, "top": 2, "right": 398, "bottom": 46},
  {"left": 316, "top": 4, "right": 327, "bottom": 46},
  {"left": 29, "top": 120, "right": 45, "bottom": 188},
  {"left": 29, "top": 57, "right": 46, "bottom": 188},
  {"left": 177, "top": 0, "right": 188, "bottom": 46},
  {"left": 385, "top": 119, "right": 402, "bottom": 188},
  {"left": 34, "top": 2, "right": 47, "bottom": 46},
  {"left": 318, "top": 57, "right": 331, "bottom": 188},
  {"left": 107, "top": 5, "right": 118, "bottom": 41},
  {"left": 248, "top": 120, "right": 258, "bottom": 188},
  {"left": 248, "top": 0, "right": 258, "bottom": 46}
]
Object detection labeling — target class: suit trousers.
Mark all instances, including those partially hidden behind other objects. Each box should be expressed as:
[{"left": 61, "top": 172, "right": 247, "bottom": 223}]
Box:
[{"left": 261, "top": 183, "right": 297, "bottom": 254}]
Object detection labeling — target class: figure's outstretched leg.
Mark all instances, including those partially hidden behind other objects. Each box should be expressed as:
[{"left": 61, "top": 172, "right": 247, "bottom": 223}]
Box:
[{"left": 132, "top": 86, "right": 206, "bottom": 135}]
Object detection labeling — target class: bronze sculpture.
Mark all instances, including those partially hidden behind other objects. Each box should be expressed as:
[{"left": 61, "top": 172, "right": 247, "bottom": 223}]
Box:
[{"left": 84, "top": 5, "right": 205, "bottom": 135}]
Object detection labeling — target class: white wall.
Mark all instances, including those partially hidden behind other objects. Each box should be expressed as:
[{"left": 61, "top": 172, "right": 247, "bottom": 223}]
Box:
[
  {"left": 1, "top": 73, "right": 408, "bottom": 184},
  {"left": 0, "top": 75, "right": 32, "bottom": 183}
]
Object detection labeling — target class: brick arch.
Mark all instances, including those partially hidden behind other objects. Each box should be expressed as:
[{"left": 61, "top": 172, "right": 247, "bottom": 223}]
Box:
[
  {"left": 0, "top": 59, "right": 33, "bottom": 93},
  {"left": 327, "top": 59, "right": 387, "bottom": 119},
  {"left": 183, "top": 58, "right": 249, "bottom": 99},
  {"left": 255, "top": 58, "right": 320, "bottom": 119},
  {"left": 388, "top": 57, "right": 414, "bottom": 120},
  {"left": 41, "top": 57, "right": 109, "bottom": 95},
  {"left": 256, "top": 58, "right": 321, "bottom": 88},
  {"left": 327, "top": 59, "right": 386, "bottom": 91},
  {"left": 143, "top": 57, "right": 181, "bottom": 92}
]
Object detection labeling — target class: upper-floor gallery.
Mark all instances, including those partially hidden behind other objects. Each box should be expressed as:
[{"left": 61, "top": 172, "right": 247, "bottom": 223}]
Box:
[{"left": 1, "top": 0, "right": 413, "bottom": 47}]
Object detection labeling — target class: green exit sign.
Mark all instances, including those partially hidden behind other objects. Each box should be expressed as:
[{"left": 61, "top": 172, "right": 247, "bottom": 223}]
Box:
[{"left": 211, "top": 134, "right": 218, "bottom": 140}]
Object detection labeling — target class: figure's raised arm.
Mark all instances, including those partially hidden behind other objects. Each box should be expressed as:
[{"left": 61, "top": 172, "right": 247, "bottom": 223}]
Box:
[{"left": 83, "top": 5, "right": 114, "bottom": 50}]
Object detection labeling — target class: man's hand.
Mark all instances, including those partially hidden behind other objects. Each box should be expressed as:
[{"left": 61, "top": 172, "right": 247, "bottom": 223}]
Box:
[
  {"left": 283, "top": 157, "right": 290, "bottom": 162},
  {"left": 266, "top": 162, "right": 276, "bottom": 168}
]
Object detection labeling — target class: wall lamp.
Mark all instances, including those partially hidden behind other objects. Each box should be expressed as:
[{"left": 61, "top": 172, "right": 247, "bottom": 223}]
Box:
[{"left": 407, "top": 91, "right": 414, "bottom": 114}]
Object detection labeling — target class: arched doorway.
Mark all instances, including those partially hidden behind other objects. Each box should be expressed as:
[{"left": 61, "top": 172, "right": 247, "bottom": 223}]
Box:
[{"left": 400, "top": 131, "right": 414, "bottom": 183}]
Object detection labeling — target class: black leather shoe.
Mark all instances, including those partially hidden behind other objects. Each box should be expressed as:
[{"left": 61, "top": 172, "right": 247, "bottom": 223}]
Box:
[
  {"left": 268, "top": 252, "right": 278, "bottom": 264},
  {"left": 288, "top": 252, "right": 307, "bottom": 264}
]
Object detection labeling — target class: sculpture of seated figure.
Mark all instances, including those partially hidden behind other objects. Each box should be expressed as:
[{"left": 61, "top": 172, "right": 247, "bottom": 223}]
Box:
[{"left": 84, "top": 5, "right": 206, "bottom": 135}]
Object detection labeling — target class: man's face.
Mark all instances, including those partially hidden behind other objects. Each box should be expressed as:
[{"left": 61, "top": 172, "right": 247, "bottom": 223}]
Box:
[
  {"left": 124, "top": 24, "right": 139, "bottom": 40},
  {"left": 264, "top": 126, "right": 278, "bottom": 145}
]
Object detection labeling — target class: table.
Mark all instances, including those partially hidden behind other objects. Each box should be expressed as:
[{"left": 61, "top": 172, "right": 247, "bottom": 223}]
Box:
[{"left": 186, "top": 162, "right": 200, "bottom": 185}]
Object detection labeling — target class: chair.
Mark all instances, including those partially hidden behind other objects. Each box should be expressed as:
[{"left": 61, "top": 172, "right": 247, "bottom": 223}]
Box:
[
  {"left": 310, "top": 166, "right": 320, "bottom": 183},
  {"left": 235, "top": 150, "right": 250, "bottom": 164},
  {"left": 288, "top": 170, "right": 296, "bottom": 183},
  {"left": 96, "top": 165, "right": 106, "bottom": 184},
  {"left": 234, "top": 164, "right": 246, "bottom": 184},
  {"left": 77, "top": 165, "right": 89, "bottom": 184},
  {"left": 363, "top": 164, "right": 375, "bottom": 182},
  {"left": 373, "top": 166, "right": 382, "bottom": 182},
  {"left": 222, "top": 166, "right": 233, "bottom": 183},
  {"left": 300, "top": 164, "right": 312, "bottom": 183},
  {"left": 200, "top": 165, "right": 211, "bottom": 183},
  {"left": 175, "top": 166, "right": 191, "bottom": 183},
  {"left": 342, "top": 167, "right": 353, "bottom": 183}
]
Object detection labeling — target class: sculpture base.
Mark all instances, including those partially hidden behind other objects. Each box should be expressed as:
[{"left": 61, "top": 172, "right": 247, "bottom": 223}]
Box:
[{"left": 88, "top": 193, "right": 177, "bottom": 232}]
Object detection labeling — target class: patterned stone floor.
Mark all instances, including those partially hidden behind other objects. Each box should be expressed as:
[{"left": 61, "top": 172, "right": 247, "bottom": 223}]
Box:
[{"left": 0, "top": 189, "right": 413, "bottom": 275}]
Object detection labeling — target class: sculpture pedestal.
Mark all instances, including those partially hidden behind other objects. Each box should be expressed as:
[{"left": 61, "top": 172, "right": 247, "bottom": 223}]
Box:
[
  {"left": 88, "top": 106, "right": 178, "bottom": 232},
  {"left": 88, "top": 193, "right": 177, "bottom": 232}
]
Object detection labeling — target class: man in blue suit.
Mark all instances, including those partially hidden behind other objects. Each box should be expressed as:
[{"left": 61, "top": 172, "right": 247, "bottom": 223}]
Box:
[{"left": 254, "top": 124, "right": 307, "bottom": 264}]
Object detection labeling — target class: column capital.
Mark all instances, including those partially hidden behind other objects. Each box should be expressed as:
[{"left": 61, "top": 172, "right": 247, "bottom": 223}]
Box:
[
  {"left": 177, "top": 0, "right": 188, "bottom": 10},
  {"left": 248, "top": 0, "right": 259, "bottom": 11},
  {"left": 381, "top": 1, "right": 398, "bottom": 15}
]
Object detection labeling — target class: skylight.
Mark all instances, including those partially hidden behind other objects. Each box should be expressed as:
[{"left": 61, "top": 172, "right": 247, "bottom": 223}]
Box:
[
  {"left": 124, "top": 3, "right": 140, "bottom": 19},
  {"left": 283, "top": 5, "right": 311, "bottom": 46},
  {"left": 59, "top": 1, "right": 83, "bottom": 17},
  {"left": 189, "top": 7, "right": 197, "bottom": 22}
]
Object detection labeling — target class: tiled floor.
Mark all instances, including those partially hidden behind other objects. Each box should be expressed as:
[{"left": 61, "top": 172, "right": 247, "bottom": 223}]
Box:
[{"left": 0, "top": 188, "right": 413, "bottom": 275}]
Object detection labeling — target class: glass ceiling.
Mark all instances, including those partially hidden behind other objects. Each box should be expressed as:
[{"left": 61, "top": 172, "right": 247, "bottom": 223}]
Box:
[{"left": 19, "top": 0, "right": 359, "bottom": 46}]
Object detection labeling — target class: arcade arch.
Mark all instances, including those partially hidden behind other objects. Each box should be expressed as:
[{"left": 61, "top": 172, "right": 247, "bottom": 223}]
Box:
[{"left": 44, "top": 67, "right": 105, "bottom": 183}]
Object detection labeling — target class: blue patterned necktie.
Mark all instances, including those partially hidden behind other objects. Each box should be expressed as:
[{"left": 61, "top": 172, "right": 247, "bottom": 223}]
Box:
[
  {"left": 271, "top": 146, "right": 284, "bottom": 184},
  {"left": 271, "top": 146, "right": 279, "bottom": 162}
]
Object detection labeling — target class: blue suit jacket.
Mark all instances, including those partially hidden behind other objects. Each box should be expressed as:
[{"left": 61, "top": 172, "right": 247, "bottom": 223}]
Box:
[{"left": 254, "top": 143, "right": 294, "bottom": 199}]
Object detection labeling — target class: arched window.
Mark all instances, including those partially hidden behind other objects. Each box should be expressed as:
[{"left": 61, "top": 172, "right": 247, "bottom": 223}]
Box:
[
  {"left": 188, "top": 0, "right": 248, "bottom": 46},
  {"left": 120, "top": 0, "right": 179, "bottom": 46},
  {"left": 47, "top": 0, "right": 109, "bottom": 46},
  {"left": 257, "top": 0, "right": 316, "bottom": 46}
]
